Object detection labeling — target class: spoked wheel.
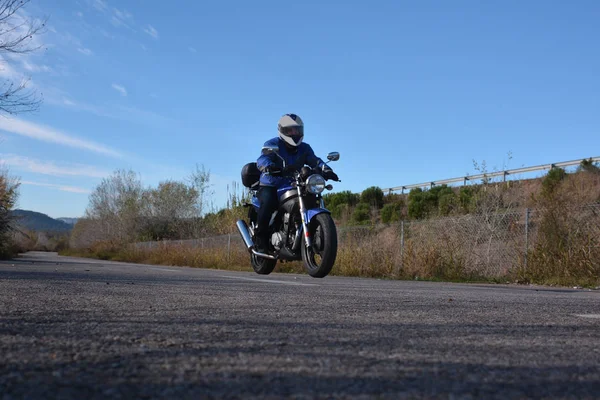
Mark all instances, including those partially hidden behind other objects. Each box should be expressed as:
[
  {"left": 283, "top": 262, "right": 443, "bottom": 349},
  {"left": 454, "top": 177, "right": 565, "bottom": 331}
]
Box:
[{"left": 301, "top": 213, "right": 337, "bottom": 278}]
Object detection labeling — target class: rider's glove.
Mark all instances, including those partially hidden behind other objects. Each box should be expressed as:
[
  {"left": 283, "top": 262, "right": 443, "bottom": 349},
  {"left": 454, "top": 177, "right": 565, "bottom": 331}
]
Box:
[
  {"left": 322, "top": 165, "right": 339, "bottom": 181},
  {"left": 283, "top": 165, "right": 297, "bottom": 175},
  {"left": 265, "top": 165, "right": 282, "bottom": 175}
]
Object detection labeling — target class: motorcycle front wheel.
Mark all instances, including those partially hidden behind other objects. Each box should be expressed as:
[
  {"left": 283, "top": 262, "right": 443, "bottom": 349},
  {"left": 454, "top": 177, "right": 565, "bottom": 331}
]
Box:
[{"left": 301, "top": 213, "right": 338, "bottom": 278}]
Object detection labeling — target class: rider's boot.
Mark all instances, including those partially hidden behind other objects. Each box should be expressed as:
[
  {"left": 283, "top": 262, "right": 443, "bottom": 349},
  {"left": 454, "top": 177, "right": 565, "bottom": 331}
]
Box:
[{"left": 254, "top": 229, "right": 269, "bottom": 253}]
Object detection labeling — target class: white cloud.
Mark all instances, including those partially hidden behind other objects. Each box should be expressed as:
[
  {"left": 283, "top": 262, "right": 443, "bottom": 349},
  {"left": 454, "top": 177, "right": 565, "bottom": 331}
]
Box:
[
  {"left": 0, "top": 117, "right": 123, "bottom": 158},
  {"left": 0, "top": 60, "right": 21, "bottom": 79},
  {"left": 111, "top": 83, "right": 127, "bottom": 96},
  {"left": 21, "top": 180, "right": 91, "bottom": 194},
  {"left": 22, "top": 61, "right": 52, "bottom": 73},
  {"left": 92, "top": 0, "right": 108, "bottom": 12},
  {"left": 143, "top": 25, "right": 158, "bottom": 39},
  {"left": 110, "top": 8, "right": 135, "bottom": 31},
  {"left": 1, "top": 154, "right": 110, "bottom": 178},
  {"left": 113, "top": 8, "right": 133, "bottom": 21},
  {"left": 99, "top": 29, "right": 115, "bottom": 39},
  {"left": 77, "top": 47, "right": 93, "bottom": 56}
]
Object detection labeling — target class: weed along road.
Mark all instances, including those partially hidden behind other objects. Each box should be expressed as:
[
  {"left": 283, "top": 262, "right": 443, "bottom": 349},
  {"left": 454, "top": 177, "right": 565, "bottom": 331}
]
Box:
[{"left": 1, "top": 252, "right": 599, "bottom": 399}]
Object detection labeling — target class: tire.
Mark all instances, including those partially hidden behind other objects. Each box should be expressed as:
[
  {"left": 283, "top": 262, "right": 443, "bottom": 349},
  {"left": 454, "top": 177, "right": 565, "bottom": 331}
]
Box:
[
  {"left": 250, "top": 253, "right": 277, "bottom": 275},
  {"left": 301, "top": 213, "right": 337, "bottom": 278}
]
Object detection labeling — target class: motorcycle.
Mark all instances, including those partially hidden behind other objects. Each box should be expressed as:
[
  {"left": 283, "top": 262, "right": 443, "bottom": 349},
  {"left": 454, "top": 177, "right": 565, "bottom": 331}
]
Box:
[{"left": 236, "top": 145, "right": 341, "bottom": 278}]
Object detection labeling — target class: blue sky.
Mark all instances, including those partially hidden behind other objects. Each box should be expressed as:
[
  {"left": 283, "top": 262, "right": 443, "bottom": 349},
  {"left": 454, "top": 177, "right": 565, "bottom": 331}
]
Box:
[{"left": 0, "top": 0, "right": 598, "bottom": 218}]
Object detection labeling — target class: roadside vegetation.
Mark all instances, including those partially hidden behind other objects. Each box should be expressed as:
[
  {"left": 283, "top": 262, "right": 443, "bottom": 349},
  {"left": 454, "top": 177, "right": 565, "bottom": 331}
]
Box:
[{"left": 53, "top": 158, "right": 600, "bottom": 288}]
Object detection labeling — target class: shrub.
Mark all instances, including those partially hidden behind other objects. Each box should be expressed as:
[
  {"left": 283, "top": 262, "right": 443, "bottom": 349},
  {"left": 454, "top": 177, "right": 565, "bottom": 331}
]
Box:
[
  {"left": 360, "top": 186, "right": 384, "bottom": 209},
  {"left": 542, "top": 167, "right": 566, "bottom": 196},
  {"left": 323, "top": 191, "right": 360, "bottom": 209},
  {"left": 381, "top": 201, "right": 403, "bottom": 224},
  {"left": 351, "top": 203, "right": 372, "bottom": 225}
]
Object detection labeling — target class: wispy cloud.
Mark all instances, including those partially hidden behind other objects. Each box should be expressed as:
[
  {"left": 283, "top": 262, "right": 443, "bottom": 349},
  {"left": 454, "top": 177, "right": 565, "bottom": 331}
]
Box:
[
  {"left": 1, "top": 154, "right": 110, "bottom": 178},
  {"left": 99, "top": 29, "right": 115, "bottom": 39},
  {"left": 92, "top": 0, "right": 108, "bottom": 12},
  {"left": 22, "top": 61, "right": 52, "bottom": 73},
  {"left": 111, "top": 83, "right": 127, "bottom": 96},
  {"left": 42, "top": 85, "right": 172, "bottom": 127},
  {"left": 0, "top": 117, "right": 123, "bottom": 158},
  {"left": 188, "top": 47, "right": 197, "bottom": 53},
  {"left": 143, "top": 25, "right": 158, "bottom": 39},
  {"left": 77, "top": 47, "right": 93, "bottom": 56},
  {"left": 21, "top": 181, "right": 91, "bottom": 194},
  {"left": 110, "top": 7, "right": 135, "bottom": 31},
  {"left": 76, "top": 11, "right": 84, "bottom": 18}
]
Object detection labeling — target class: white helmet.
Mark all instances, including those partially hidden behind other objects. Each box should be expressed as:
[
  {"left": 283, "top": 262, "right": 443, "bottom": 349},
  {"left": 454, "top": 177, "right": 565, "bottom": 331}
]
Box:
[{"left": 278, "top": 113, "right": 304, "bottom": 147}]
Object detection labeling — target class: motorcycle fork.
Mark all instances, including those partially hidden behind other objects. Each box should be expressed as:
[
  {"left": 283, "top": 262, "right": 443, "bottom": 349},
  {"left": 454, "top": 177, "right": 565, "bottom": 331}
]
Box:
[{"left": 297, "top": 184, "right": 312, "bottom": 248}]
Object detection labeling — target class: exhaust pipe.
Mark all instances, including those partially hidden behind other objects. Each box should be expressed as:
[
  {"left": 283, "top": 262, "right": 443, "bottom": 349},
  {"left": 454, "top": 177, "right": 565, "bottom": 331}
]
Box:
[
  {"left": 236, "top": 220, "right": 277, "bottom": 260},
  {"left": 236, "top": 220, "right": 254, "bottom": 250}
]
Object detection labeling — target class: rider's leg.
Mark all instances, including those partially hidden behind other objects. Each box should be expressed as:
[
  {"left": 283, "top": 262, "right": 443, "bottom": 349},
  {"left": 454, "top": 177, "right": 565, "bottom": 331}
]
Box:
[{"left": 255, "top": 186, "right": 278, "bottom": 251}]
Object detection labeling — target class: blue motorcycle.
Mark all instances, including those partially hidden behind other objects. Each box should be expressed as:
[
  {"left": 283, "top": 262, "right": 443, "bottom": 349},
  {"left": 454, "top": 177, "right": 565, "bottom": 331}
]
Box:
[{"left": 236, "top": 145, "right": 340, "bottom": 278}]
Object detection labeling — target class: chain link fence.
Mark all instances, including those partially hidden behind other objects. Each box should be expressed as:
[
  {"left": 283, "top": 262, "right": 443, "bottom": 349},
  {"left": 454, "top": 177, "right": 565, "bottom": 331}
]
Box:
[{"left": 132, "top": 204, "right": 600, "bottom": 279}]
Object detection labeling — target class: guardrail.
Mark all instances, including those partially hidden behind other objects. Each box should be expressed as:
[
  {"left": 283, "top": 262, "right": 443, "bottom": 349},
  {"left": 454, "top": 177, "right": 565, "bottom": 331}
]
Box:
[{"left": 383, "top": 156, "right": 600, "bottom": 194}]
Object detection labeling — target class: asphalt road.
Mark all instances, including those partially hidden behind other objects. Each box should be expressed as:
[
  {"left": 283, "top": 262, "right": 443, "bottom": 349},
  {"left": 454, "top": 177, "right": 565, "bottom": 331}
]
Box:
[{"left": 1, "top": 252, "right": 599, "bottom": 399}]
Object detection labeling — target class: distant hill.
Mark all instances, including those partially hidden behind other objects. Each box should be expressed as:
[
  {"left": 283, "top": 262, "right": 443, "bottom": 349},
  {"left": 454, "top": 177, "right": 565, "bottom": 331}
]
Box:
[
  {"left": 10, "top": 210, "right": 73, "bottom": 233},
  {"left": 57, "top": 217, "right": 79, "bottom": 226}
]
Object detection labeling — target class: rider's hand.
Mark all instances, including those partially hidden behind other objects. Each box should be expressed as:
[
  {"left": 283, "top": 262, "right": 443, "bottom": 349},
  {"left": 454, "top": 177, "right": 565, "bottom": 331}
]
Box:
[
  {"left": 283, "top": 165, "right": 297, "bottom": 175},
  {"left": 322, "top": 166, "right": 339, "bottom": 181},
  {"left": 265, "top": 165, "right": 282, "bottom": 175}
]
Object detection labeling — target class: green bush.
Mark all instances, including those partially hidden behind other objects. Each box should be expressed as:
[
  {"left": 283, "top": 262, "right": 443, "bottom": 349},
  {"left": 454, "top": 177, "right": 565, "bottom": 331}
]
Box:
[
  {"left": 360, "top": 186, "right": 384, "bottom": 209},
  {"left": 330, "top": 203, "right": 350, "bottom": 219},
  {"left": 351, "top": 203, "right": 371, "bottom": 225},
  {"left": 578, "top": 158, "right": 600, "bottom": 174},
  {"left": 542, "top": 167, "right": 566, "bottom": 196},
  {"left": 408, "top": 185, "right": 455, "bottom": 219},
  {"left": 381, "top": 202, "right": 403, "bottom": 223},
  {"left": 323, "top": 190, "right": 360, "bottom": 209},
  {"left": 459, "top": 187, "right": 474, "bottom": 213},
  {"left": 438, "top": 192, "right": 458, "bottom": 216}
]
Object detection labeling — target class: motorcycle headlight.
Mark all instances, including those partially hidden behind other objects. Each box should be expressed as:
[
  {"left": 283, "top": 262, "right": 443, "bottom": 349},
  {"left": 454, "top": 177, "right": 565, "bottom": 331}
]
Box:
[{"left": 306, "top": 174, "right": 326, "bottom": 194}]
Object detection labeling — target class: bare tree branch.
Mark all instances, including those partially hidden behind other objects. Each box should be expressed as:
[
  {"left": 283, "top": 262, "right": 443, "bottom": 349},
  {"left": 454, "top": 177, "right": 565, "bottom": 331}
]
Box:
[{"left": 0, "top": 0, "right": 47, "bottom": 115}]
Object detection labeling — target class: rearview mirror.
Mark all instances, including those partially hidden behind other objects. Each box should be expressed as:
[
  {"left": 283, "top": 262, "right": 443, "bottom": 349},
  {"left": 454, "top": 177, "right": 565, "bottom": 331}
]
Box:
[
  {"left": 262, "top": 145, "right": 279, "bottom": 155},
  {"left": 327, "top": 152, "right": 340, "bottom": 162}
]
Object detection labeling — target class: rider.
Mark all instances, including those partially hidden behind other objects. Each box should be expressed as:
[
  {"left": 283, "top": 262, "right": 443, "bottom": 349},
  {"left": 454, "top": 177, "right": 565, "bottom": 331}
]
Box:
[{"left": 255, "top": 113, "right": 339, "bottom": 252}]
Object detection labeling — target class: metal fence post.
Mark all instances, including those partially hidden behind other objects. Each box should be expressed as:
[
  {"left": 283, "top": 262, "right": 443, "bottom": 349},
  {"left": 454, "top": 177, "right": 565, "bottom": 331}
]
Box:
[
  {"left": 397, "top": 221, "right": 404, "bottom": 277},
  {"left": 524, "top": 208, "right": 530, "bottom": 270},
  {"left": 227, "top": 234, "right": 231, "bottom": 262}
]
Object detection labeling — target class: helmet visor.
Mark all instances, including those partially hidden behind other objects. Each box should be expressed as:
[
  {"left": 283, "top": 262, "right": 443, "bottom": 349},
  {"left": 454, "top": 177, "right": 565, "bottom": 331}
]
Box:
[{"left": 281, "top": 126, "right": 304, "bottom": 139}]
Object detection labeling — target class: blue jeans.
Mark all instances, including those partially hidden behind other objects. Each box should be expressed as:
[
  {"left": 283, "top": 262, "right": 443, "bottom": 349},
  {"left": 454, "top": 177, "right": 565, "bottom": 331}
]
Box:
[{"left": 256, "top": 186, "right": 278, "bottom": 238}]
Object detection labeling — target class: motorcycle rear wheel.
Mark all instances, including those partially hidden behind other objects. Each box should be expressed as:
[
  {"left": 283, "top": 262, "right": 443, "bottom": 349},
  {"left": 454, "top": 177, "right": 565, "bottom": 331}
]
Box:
[
  {"left": 251, "top": 253, "right": 277, "bottom": 275},
  {"left": 301, "top": 213, "right": 337, "bottom": 278}
]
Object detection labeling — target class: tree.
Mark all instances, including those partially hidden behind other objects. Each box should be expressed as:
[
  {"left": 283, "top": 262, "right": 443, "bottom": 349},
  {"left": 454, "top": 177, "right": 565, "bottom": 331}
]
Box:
[
  {"left": 0, "top": 0, "right": 47, "bottom": 115},
  {"left": 85, "top": 169, "right": 144, "bottom": 244},
  {"left": 187, "top": 163, "right": 212, "bottom": 216},
  {"left": 141, "top": 180, "right": 199, "bottom": 240},
  {"left": 0, "top": 166, "right": 19, "bottom": 257},
  {"left": 360, "top": 186, "right": 384, "bottom": 209},
  {"left": 324, "top": 190, "right": 360, "bottom": 209},
  {"left": 381, "top": 201, "right": 403, "bottom": 224},
  {"left": 578, "top": 158, "right": 600, "bottom": 174}
]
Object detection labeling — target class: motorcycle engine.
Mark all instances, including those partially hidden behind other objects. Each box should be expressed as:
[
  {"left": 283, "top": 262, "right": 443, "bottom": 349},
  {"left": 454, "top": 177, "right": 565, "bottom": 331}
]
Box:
[{"left": 270, "top": 231, "right": 286, "bottom": 251}]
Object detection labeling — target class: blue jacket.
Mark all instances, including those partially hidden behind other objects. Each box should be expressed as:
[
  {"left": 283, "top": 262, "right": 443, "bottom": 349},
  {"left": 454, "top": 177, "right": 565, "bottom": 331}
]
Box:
[{"left": 257, "top": 137, "right": 325, "bottom": 188}]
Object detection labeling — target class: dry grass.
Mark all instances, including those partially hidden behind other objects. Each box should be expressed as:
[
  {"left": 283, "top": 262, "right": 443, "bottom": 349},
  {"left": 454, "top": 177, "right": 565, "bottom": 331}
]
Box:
[{"left": 61, "top": 171, "right": 600, "bottom": 287}]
